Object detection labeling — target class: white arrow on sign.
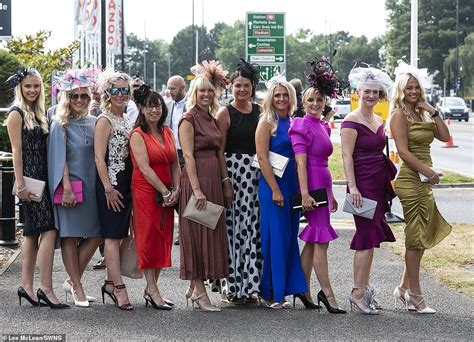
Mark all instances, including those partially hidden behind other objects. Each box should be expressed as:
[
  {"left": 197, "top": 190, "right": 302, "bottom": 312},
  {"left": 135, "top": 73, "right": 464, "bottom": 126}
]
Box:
[
  {"left": 248, "top": 43, "right": 257, "bottom": 48},
  {"left": 275, "top": 56, "right": 284, "bottom": 62},
  {"left": 248, "top": 21, "right": 253, "bottom": 30}
]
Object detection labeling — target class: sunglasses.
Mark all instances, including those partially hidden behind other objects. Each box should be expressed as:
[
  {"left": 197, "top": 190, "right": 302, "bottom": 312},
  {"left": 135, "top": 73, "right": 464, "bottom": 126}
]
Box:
[
  {"left": 69, "top": 93, "right": 90, "bottom": 101},
  {"left": 109, "top": 87, "right": 130, "bottom": 96},
  {"left": 144, "top": 104, "right": 162, "bottom": 111}
]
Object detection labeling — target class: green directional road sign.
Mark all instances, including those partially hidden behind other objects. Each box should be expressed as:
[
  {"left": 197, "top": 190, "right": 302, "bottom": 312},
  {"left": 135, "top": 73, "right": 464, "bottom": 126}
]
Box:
[{"left": 246, "top": 12, "right": 285, "bottom": 82}]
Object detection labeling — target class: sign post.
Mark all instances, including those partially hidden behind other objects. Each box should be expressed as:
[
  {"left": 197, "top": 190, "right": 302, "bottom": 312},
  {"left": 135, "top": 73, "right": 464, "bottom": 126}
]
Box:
[
  {"left": 0, "top": 0, "right": 12, "bottom": 40},
  {"left": 246, "top": 12, "right": 285, "bottom": 82}
]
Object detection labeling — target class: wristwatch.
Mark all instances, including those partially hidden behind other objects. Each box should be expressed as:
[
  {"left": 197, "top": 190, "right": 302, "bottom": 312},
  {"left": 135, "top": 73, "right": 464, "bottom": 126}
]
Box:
[{"left": 430, "top": 110, "right": 440, "bottom": 118}]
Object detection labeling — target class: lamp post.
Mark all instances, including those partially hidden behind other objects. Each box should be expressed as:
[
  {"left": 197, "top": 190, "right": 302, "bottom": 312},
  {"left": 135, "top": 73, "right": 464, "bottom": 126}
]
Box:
[
  {"left": 153, "top": 62, "right": 156, "bottom": 90},
  {"left": 166, "top": 53, "right": 171, "bottom": 79}
]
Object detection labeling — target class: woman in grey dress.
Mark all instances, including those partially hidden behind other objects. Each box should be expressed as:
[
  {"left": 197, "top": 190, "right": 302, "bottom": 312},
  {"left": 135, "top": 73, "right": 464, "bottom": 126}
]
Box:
[{"left": 48, "top": 69, "right": 102, "bottom": 308}]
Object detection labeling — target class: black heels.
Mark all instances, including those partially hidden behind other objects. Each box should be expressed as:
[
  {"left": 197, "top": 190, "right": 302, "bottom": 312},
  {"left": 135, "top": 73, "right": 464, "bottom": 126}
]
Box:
[
  {"left": 101, "top": 280, "right": 116, "bottom": 304},
  {"left": 37, "top": 289, "right": 70, "bottom": 309},
  {"left": 317, "top": 290, "right": 346, "bottom": 314},
  {"left": 144, "top": 290, "right": 172, "bottom": 310},
  {"left": 18, "top": 286, "right": 40, "bottom": 306},
  {"left": 293, "top": 293, "right": 321, "bottom": 310}
]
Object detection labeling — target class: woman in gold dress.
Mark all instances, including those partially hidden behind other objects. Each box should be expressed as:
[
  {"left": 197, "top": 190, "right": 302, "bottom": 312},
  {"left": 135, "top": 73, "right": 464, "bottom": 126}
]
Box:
[{"left": 389, "top": 62, "right": 451, "bottom": 314}]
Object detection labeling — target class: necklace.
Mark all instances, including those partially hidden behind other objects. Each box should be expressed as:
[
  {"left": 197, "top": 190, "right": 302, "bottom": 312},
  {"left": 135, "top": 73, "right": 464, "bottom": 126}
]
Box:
[
  {"left": 359, "top": 110, "right": 374, "bottom": 124},
  {"left": 74, "top": 117, "right": 89, "bottom": 144}
]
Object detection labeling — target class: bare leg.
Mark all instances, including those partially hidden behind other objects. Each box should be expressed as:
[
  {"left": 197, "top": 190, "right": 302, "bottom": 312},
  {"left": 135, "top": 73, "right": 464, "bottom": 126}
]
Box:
[
  {"left": 105, "top": 238, "right": 130, "bottom": 306},
  {"left": 144, "top": 268, "right": 165, "bottom": 305},
  {"left": 61, "top": 238, "right": 86, "bottom": 301},
  {"left": 352, "top": 248, "right": 372, "bottom": 310},
  {"left": 37, "top": 230, "right": 60, "bottom": 303},
  {"left": 193, "top": 279, "right": 212, "bottom": 306},
  {"left": 363, "top": 248, "right": 374, "bottom": 286},
  {"left": 20, "top": 235, "right": 39, "bottom": 301},
  {"left": 405, "top": 249, "right": 426, "bottom": 309},
  {"left": 313, "top": 243, "right": 339, "bottom": 308},
  {"left": 77, "top": 237, "right": 103, "bottom": 277},
  {"left": 300, "top": 243, "right": 315, "bottom": 303}
]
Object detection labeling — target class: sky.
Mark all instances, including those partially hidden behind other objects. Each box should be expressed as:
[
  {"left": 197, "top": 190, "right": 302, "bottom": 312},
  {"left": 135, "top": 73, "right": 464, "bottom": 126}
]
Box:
[{"left": 9, "top": 0, "right": 388, "bottom": 50}]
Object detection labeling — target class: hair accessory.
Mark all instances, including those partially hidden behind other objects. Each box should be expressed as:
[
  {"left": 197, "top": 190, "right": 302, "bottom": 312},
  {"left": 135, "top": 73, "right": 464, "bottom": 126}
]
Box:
[
  {"left": 133, "top": 84, "right": 152, "bottom": 106},
  {"left": 394, "top": 61, "right": 431, "bottom": 89},
  {"left": 348, "top": 65, "right": 393, "bottom": 92},
  {"left": 264, "top": 71, "right": 287, "bottom": 89},
  {"left": 305, "top": 56, "right": 348, "bottom": 98},
  {"left": 190, "top": 60, "right": 230, "bottom": 91},
  {"left": 236, "top": 58, "right": 260, "bottom": 86},
  {"left": 6, "top": 68, "right": 36, "bottom": 88},
  {"left": 54, "top": 68, "right": 97, "bottom": 91}
]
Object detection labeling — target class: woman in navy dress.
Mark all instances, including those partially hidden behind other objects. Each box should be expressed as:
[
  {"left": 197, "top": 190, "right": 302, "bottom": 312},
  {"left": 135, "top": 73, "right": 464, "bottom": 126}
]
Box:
[{"left": 255, "top": 75, "right": 307, "bottom": 309}]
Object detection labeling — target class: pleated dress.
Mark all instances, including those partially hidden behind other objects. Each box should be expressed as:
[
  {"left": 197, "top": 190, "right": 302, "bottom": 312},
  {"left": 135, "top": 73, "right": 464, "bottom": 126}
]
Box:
[
  {"left": 395, "top": 113, "right": 451, "bottom": 249},
  {"left": 178, "top": 108, "right": 229, "bottom": 280}
]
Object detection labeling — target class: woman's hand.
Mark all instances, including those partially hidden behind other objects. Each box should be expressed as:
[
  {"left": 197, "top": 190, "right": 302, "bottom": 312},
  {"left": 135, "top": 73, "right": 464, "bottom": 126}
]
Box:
[
  {"left": 164, "top": 188, "right": 179, "bottom": 207},
  {"left": 272, "top": 188, "right": 284, "bottom": 208},
  {"left": 62, "top": 189, "right": 76, "bottom": 207},
  {"left": 222, "top": 179, "right": 233, "bottom": 209},
  {"left": 17, "top": 188, "right": 32, "bottom": 202},
  {"left": 302, "top": 193, "right": 316, "bottom": 212},
  {"left": 331, "top": 197, "right": 338, "bottom": 213},
  {"left": 428, "top": 172, "right": 440, "bottom": 185},
  {"left": 193, "top": 189, "right": 207, "bottom": 211},
  {"left": 348, "top": 184, "right": 363, "bottom": 208},
  {"left": 105, "top": 188, "right": 124, "bottom": 212},
  {"left": 415, "top": 100, "right": 436, "bottom": 114}
]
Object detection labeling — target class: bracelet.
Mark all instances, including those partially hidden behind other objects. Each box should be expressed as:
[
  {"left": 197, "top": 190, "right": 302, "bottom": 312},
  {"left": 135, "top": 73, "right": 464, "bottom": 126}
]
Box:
[
  {"left": 16, "top": 186, "right": 26, "bottom": 193},
  {"left": 163, "top": 190, "right": 172, "bottom": 198},
  {"left": 429, "top": 171, "right": 437, "bottom": 179},
  {"left": 347, "top": 180, "right": 356, "bottom": 184},
  {"left": 104, "top": 186, "right": 114, "bottom": 194},
  {"left": 221, "top": 177, "right": 230, "bottom": 183}
]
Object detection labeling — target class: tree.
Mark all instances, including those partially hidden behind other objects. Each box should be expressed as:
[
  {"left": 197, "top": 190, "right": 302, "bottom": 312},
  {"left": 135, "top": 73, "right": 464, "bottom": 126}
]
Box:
[
  {"left": 5, "top": 31, "right": 80, "bottom": 108},
  {"left": 385, "top": 0, "right": 473, "bottom": 85},
  {"left": 444, "top": 32, "right": 474, "bottom": 97},
  {"left": 214, "top": 21, "right": 245, "bottom": 73},
  {"left": 0, "top": 50, "right": 22, "bottom": 108}
]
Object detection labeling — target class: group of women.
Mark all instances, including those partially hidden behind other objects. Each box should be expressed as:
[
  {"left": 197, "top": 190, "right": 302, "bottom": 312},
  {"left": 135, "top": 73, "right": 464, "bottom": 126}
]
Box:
[{"left": 7, "top": 57, "right": 451, "bottom": 315}]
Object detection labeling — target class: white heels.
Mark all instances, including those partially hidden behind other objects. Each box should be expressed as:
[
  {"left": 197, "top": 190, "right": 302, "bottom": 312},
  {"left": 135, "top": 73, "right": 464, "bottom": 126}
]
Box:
[
  {"left": 404, "top": 291, "right": 436, "bottom": 314},
  {"left": 393, "top": 286, "right": 416, "bottom": 311},
  {"left": 71, "top": 287, "right": 90, "bottom": 308},
  {"left": 63, "top": 280, "right": 96, "bottom": 303}
]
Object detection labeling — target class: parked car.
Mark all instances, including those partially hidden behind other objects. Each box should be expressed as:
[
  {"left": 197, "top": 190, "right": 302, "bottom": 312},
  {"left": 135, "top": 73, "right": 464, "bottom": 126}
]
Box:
[
  {"left": 332, "top": 97, "right": 351, "bottom": 119},
  {"left": 436, "top": 97, "right": 469, "bottom": 122}
]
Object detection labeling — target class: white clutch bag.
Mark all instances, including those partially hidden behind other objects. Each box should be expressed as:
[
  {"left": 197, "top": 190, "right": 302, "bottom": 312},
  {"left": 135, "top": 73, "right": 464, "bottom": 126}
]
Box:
[
  {"left": 251, "top": 151, "right": 289, "bottom": 178},
  {"left": 182, "top": 194, "right": 224, "bottom": 230},
  {"left": 12, "top": 176, "right": 46, "bottom": 202},
  {"left": 342, "top": 194, "right": 377, "bottom": 220}
]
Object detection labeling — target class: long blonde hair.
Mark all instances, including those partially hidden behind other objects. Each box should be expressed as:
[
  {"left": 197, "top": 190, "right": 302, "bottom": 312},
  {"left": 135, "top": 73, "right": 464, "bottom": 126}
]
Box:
[
  {"left": 390, "top": 73, "right": 428, "bottom": 115},
  {"left": 260, "top": 82, "right": 296, "bottom": 135},
  {"left": 56, "top": 88, "right": 92, "bottom": 127},
  {"left": 11, "top": 70, "right": 48, "bottom": 134},
  {"left": 97, "top": 69, "right": 131, "bottom": 114},
  {"left": 186, "top": 75, "right": 221, "bottom": 116}
]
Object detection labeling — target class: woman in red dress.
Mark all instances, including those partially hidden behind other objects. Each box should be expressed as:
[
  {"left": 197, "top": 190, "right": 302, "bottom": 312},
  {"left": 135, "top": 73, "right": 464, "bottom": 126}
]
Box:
[{"left": 130, "top": 85, "right": 181, "bottom": 310}]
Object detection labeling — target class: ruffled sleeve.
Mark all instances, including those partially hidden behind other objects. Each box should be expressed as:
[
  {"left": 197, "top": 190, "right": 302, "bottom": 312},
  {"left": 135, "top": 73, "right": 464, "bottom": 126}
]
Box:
[{"left": 289, "top": 117, "right": 313, "bottom": 155}]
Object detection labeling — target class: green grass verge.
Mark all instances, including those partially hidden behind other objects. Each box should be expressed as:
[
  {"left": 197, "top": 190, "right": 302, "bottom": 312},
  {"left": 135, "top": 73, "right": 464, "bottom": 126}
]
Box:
[
  {"left": 440, "top": 172, "right": 474, "bottom": 184},
  {"left": 388, "top": 223, "right": 474, "bottom": 298}
]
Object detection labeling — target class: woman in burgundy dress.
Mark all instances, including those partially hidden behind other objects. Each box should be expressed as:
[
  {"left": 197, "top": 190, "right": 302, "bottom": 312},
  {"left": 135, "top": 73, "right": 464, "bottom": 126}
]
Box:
[
  {"left": 341, "top": 67, "right": 396, "bottom": 314},
  {"left": 130, "top": 85, "right": 181, "bottom": 310}
]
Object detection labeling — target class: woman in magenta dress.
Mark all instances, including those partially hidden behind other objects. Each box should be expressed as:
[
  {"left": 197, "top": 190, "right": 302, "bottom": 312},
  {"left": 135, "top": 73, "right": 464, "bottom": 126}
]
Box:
[
  {"left": 341, "top": 66, "right": 396, "bottom": 314},
  {"left": 289, "top": 57, "right": 346, "bottom": 314}
]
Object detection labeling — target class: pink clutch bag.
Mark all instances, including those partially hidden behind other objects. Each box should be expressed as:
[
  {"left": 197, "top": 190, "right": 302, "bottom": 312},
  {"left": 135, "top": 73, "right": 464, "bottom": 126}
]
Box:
[{"left": 53, "top": 180, "right": 83, "bottom": 204}]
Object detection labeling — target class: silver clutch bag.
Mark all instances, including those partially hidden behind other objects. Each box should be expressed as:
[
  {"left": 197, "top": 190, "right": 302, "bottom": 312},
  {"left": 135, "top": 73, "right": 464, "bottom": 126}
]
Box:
[
  {"left": 182, "top": 194, "right": 224, "bottom": 230},
  {"left": 12, "top": 176, "right": 46, "bottom": 202},
  {"left": 342, "top": 194, "right": 377, "bottom": 219}
]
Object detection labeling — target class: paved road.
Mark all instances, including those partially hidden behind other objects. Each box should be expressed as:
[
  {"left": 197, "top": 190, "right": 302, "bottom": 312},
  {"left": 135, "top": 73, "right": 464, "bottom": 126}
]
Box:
[
  {"left": 0, "top": 218, "right": 472, "bottom": 340},
  {"left": 331, "top": 117, "right": 474, "bottom": 177}
]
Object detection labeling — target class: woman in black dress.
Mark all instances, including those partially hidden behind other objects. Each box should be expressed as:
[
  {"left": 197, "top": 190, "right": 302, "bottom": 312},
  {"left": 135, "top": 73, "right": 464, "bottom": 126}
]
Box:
[{"left": 6, "top": 68, "right": 68, "bottom": 309}]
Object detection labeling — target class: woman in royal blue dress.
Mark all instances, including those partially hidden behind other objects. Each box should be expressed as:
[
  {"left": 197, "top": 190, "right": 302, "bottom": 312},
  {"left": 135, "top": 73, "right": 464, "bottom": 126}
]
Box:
[
  {"left": 288, "top": 57, "right": 347, "bottom": 313},
  {"left": 255, "top": 74, "right": 307, "bottom": 309}
]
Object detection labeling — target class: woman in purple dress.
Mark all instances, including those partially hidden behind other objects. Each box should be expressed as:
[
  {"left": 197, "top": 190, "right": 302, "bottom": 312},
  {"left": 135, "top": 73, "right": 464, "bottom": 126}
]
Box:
[
  {"left": 341, "top": 67, "right": 396, "bottom": 314},
  {"left": 289, "top": 57, "right": 347, "bottom": 314}
]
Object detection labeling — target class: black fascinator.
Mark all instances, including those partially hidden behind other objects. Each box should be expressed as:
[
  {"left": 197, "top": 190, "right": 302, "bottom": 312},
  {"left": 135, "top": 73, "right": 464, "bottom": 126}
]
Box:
[
  {"left": 305, "top": 56, "right": 347, "bottom": 98},
  {"left": 133, "top": 84, "right": 151, "bottom": 106},
  {"left": 6, "top": 68, "right": 36, "bottom": 89},
  {"left": 235, "top": 58, "right": 260, "bottom": 86}
]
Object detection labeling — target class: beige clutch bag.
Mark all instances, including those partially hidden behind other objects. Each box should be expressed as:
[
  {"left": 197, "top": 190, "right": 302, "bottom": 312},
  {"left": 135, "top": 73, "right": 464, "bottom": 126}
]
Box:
[
  {"left": 182, "top": 194, "right": 224, "bottom": 230},
  {"left": 12, "top": 176, "right": 46, "bottom": 202}
]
